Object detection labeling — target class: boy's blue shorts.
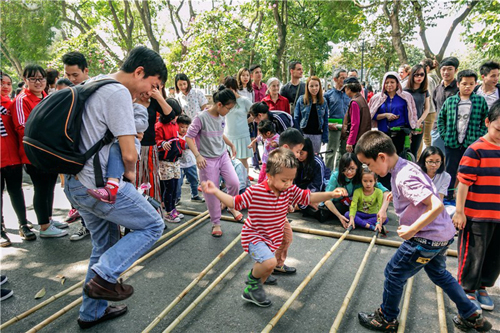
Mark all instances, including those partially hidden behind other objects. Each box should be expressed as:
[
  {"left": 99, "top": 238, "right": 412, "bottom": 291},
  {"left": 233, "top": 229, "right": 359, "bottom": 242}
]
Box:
[{"left": 248, "top": 242, "right": 275, "bottom": 263}]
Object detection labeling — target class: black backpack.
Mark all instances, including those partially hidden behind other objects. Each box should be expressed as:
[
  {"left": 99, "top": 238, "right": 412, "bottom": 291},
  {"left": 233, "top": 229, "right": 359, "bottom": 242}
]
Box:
[{"left": 23, "top": 79, "right": 118, "bottom": 187}]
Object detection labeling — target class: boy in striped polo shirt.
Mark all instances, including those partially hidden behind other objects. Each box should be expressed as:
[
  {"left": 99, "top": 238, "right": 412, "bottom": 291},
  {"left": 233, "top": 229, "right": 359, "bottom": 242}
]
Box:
[
  {"left": 201, "top": 148, "right": 347, "bottom": 307},
  {"left": 454, "top": 99, "right": 500, "bottom": 312}
]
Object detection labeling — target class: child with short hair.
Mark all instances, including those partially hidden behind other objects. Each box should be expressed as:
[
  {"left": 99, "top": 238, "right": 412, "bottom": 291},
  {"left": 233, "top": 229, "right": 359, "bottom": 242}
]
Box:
[
  {"left": 437, "top": 69, "right": 489, "bottom": 201},
  {"left": 346, "top": 167, "right": 388, "bottom": 231},
  {"left": 155, "top": 99, "right": 184, "bottom": 223},
  {"left": 355, "top": 130, "right": 491, "bottom": 332},
  {"left": 201, "top": 148, "right": 347, "bottom": 307},
  {"left": 248, "top": 119, "right": 280, "bottom": 183},
  {"left": 176, "top": 114, "right": 204, "bottom": 204},
  {"left": 453, "top": 99, "right": 500, "bottom": 312}
]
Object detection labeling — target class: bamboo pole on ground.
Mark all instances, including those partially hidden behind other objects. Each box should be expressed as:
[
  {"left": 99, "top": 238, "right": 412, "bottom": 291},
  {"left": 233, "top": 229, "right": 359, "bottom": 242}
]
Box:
[
  {"left": 162, "top": 252, "right": 248, "bottom": 333},
  {"left": 178, "top": 209, "right": 237, "bottom": 222},
  {"left": 142, "top": 234, "right": 242, "bottom": 333},
  {"left": 261, "top": 226, "right": 353, "bottom": 333},
  {"left": 397, "top": 276, "right": 414, "bottom": 333},
  {"left": 23, "top": 213, "right": 211, "bottom": 333},
  {"left": 436, "top": 286, "right": 447, "bottom": 333},
  {"left": 0, "top": 210, "right": 209, "bottom": 331},
  {"left": 330, "top": 232, "right": 379, "bottom": 333}
]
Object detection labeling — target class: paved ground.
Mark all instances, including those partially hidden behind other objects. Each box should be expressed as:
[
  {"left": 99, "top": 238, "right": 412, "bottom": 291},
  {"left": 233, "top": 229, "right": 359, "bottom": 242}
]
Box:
[{"left": 1, "top": 172, "right": 499, "bottom": 333}]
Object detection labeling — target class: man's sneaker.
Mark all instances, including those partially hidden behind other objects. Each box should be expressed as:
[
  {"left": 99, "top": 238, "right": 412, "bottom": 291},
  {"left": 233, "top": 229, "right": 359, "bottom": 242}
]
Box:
[
  {"left": 1, "top": 289, "right": 13, "bottom": 301},
  {"left": 40, "top": 224, "right": 68, "bottom": 238},
  {"left": 70, "top": 226, "right": 90, "bottom": 241},
  {"left": 87, "top": 187, "right": 116, "bottom": 204},
  {"left": 174, "top": 198, "right": 181, "bottom": 206},
  {"left": 65, "top": 209, "right": 81, "bottom": 223},
  {"left": 264, "top": 275, "right": 277, "bottom": 285},
  {"left": 476, "top": 289, "right": 494, "bottom": 311},
  {"left": 0, "top": 275, "right": 7, "bottom": 285},
  {"left": 467, "top": 292, "right": 482, "bottom": 310},
  {"left": 241, "top": 272, "right": 271, "bottom": 307},
  {"left": 171, "top": 209, "right": 184, "bottom": 219},
  {"left": 191, "top": 195, "right": 205, "bottom": 203},
  {"left": 19, "top": 225, "right": 36, "bottom": 241},
  {"left": 1, "top": 227, "right": 11, "bottom": 247},
  {"left": 50, "top": 219, "right": 69, "bottom": 229},
  {"left": 358, "top": 308, "right": 399, "bottom": 332},
  {"left": 83, "top": 277, "right": 133, "bottom": 302},
  {"left": 453, "top": 310, "right": 492, "bottom": 332},
  {"left": 164, "top": 212, "right": 180, "bottom": 223},
  {"left": 273, "top": 265, "right": 296, "bottom": 275}
]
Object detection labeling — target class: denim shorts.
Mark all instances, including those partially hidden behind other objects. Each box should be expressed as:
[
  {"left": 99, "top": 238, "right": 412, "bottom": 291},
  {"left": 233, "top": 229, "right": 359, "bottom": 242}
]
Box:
[{"left": 248, "top": 242, "right": 275, "bottom": 263}]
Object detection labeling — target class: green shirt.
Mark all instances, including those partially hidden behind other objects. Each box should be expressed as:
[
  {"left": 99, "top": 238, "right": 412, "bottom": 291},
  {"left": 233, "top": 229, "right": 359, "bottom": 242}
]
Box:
[{"left": 349, "top": 187, "right": 384, "bottom": 218}]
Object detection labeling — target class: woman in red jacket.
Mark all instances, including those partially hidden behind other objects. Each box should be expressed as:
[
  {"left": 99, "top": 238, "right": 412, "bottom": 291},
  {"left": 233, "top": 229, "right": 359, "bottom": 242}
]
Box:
[
  {"left": 10, "top": 65, "right": 68, "bottom": 238},
  {"left": 1, "top": 72, "right": 34, "bottom": 246}
]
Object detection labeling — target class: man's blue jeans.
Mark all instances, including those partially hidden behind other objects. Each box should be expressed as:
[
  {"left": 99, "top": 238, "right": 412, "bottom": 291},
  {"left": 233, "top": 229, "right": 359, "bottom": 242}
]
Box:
[
  {"left": 176, "top": 165, "right": 199, "bottom": 199},
  {"left": 64, "top": 175, "right": 164, "bottom": 322},
  {"left": 381, "top": 239, "right": 478, "bottom": 321}
]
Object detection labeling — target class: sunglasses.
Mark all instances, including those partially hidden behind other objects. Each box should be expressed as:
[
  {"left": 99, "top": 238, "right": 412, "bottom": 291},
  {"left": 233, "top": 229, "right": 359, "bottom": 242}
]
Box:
[{"left": 414, "top": 73, "right": 425, "bottom": 78}]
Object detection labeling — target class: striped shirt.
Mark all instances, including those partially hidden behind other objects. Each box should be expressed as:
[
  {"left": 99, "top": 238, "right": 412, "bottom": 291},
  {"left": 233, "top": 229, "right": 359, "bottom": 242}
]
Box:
[
  {"left": 236, "top": 181, "right": 310, "bottom": 252},
  {"left": 457, "top": 137, "right": 500, "bottom": 223},
  {"left": 0, "top": 105, "right": 8, "bottom": 136}
]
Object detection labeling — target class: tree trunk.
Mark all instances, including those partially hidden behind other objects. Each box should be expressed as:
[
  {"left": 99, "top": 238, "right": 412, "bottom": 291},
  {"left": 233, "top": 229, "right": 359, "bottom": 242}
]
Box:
[
  {"left": 0, "top": 42, "right": 23, "bottom": 78},
  {"left": 135, "top": 0, "right": 160, "bottom": 53},
  {"left": 273, "top": 0, "right": 287, "bottom": 81},
  {"left": 249, "top": 11, "right": 263, "bottom": 66},
  {"left": 382, "top": 0, "right": 407, "bottom": 65}
]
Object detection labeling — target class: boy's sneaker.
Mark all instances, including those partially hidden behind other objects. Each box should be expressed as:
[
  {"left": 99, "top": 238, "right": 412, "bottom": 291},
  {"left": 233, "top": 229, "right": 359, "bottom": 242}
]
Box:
[
  {"left": 40, "top": 224, "right": 68, "bottom": 238},
  {"left": 65, "top": 209, "right": 81, "bottom": 223},
  {"left": 1, "top": 227, "right": 11, "bottom": 247},
  {"left": 191, "top": 195, "right": 205, "bottom": 203},
  {"left": 264, "top": 275, "right": 277, "bottom": 285},
  {"left": 19, "top": 225, "right": 36, "bottom": 241},
  {"left": 164, "top": 212, "right": 181, "bottom": 223},
  {"left": 87, "top": 187, "right": 116, "bottom": 204},
  {"left": 273, "top": 265, "right": 296, "bottom": 275},
  {"left": 476, "top": 289, "right": 494, "bottom": 311},
  {"left": 0, "top": 275, "right": 7, "bottom": 285},
  {"left": 70, "top": 226, "right": 90, "bottom": 241},
  {"left": 1, "top": 289, "right": 13, "bottom": 301},
  {"left": 467, "top": 292, "right": 482, "bottom": 310},
  {"left": 358, "top": 308, "right": 399, "bottom": 332},
  {"left": 50, "top": 219, "right": 69, "bottom": 229},
  {"left": 241, "top": 272, "right": 271, "bottom": 307},
  {"left": 453, "top": 310, "right": 492, "bottom": 332},
  {"left": 171, "top": 209, "right": 184, "bottom": 219}
]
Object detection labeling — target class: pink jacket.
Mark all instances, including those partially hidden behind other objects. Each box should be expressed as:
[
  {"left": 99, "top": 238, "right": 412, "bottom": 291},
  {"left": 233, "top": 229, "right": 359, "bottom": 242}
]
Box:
[{"left": 368, "top": 71, "right": 418, "bottom": 130}]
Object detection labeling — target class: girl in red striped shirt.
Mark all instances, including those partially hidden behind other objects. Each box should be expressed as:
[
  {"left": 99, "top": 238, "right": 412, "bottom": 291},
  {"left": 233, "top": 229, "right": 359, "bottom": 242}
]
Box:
[{"left": 202, "top": 148, "right": 346, "bottom": 307}]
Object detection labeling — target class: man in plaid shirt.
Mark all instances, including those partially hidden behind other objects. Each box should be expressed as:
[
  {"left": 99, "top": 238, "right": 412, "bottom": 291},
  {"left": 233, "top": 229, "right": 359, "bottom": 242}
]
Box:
[{"left": 437, "top": 69, "right": 489, "bottom": 201}]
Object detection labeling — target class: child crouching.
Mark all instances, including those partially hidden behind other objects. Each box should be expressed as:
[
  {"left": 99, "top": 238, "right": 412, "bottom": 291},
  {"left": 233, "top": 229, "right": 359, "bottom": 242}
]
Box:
[{"left": 202, "top": 148, "right": 347, "bottom": 307}]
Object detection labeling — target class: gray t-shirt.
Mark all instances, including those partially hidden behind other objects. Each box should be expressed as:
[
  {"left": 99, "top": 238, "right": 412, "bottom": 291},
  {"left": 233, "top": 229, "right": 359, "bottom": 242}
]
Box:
[
  {"left": 405, "top": 89, "right": 429, "bottom": 118},
  {"left": 185, "top": 110, "right": 226, "bottom": 158},
  {"left": 133, "top": 103, "right": 149, "bottom": 154},
  {"left": 457, "top": 99, "right": 472, "bottom": 144},
  {"left": 77, "top": 80, "right": 136, "bottom": 189},
  {"left": 432, "top": 172, "right": 451, "bottom": 197},
  {"left": 477, "top": 85, "right": 499, "bottom": 109}
]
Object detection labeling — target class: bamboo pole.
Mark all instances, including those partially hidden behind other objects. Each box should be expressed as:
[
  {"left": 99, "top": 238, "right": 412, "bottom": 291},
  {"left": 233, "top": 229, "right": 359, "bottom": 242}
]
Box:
[
  {"left": 397, "top": 276, "right": 414, "bottom": 333},
  {"left": 0, "top": 210, "right": 209, "bottom": 331},
  {"left": 177, "top": 209, "right": 237, "bottom": 222},
  {"left": 330, "top": 232, "right": 379, "bottom": 333},
  {"left": 261, "top": 226, "right": 353, "bottom": 333},
  {"left": 436, "top": 286, "right": 447, "bottom": 333},
  {"left": 142, "top": 234, "right": 242, "bottom": 333},
  {"left": 162, "top": 252, "right": 248, "bottom": 333},
  {"left": 24, "top": 214, "right": 211, "bottom": 333}
]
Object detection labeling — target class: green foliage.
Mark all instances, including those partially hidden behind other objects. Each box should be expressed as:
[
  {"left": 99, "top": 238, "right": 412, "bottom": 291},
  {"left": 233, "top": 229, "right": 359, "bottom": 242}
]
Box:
[{"left": 462, "top": 0, "right": 500, "bottom": 59}]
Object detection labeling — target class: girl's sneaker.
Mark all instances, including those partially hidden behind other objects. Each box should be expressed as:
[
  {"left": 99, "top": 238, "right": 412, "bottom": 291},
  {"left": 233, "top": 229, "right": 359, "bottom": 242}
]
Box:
[
  {"left": 87, "top": 187, "right": 116, "bottom": 204},
  {"left": 476, "top": 289, "right": 494, "bottom": 311},
  {"left": 171, "top": 209, "right": 184, "bottom": 219},
  {"left": 164, "top": 212, "right": 180, "bottom": 223},
  {"left": 40, "top": 224, "right": 68, "bottom": 238}
]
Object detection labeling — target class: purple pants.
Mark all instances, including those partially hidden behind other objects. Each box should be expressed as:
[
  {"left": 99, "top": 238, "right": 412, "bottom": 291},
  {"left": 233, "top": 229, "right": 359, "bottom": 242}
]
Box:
[
  {"left": 198, "top": 154, "right": 239, "bottom": 225},
  {"left": 345, "top": 211, "right": 388, "bottom": 229}
]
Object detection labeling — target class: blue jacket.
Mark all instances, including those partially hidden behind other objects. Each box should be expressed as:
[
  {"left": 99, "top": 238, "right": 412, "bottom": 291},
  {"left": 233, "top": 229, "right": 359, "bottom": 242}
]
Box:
[
  {"left": 324, "top": 88, "right": 350, "bottom": 119},
  {"left": 293, "top": 96, "right": 329, "bottom": 143}
]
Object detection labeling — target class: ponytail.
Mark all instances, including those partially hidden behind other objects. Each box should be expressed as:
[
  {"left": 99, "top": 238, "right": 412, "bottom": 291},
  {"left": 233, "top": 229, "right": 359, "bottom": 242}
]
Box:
[{"left": 212, "top": 84, "right": 236, "bottom": 106}]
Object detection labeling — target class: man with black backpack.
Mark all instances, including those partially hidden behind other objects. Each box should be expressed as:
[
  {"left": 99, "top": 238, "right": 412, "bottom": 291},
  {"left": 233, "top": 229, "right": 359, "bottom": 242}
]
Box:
[{"left": 63, "top": 47, "right": 167, "bottom": 329}]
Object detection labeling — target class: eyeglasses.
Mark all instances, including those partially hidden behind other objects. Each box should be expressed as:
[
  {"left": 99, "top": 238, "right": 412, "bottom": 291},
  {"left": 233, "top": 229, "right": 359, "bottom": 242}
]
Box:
[
  {"left": 414, "top": 73, "right": 425, "bottom": 77},
  {"left": 27, "top": 77, "right": 46, "bottom": 83},
  {"left": 343, "top": 167, "right": 357, "bottom": 173},
  {"left": 425, "top": 160, "right": 441, "bottom": 166}
]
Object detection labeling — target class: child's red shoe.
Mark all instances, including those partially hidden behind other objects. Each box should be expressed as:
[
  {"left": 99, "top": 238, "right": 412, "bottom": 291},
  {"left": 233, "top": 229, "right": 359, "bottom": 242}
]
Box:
[{"left": 87, "top": 187, "right": 116, "bottom": 204}]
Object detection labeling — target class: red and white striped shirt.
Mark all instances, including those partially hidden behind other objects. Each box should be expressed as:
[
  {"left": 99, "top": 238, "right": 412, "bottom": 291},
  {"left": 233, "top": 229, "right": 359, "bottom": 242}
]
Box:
[{"left": 236, "top": 181, "right": 310, "bottom": 253}]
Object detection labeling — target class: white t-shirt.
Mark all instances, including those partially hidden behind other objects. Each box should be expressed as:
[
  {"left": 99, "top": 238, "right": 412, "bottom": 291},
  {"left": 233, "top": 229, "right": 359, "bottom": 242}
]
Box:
[
  {"left": 477, "top": 86, "right": 499, "bottom": 109},
  {"left": 457, "top": 99, "right": 471, "bottom": 144},
  {"left": 77, "top": 79, "right": 136, "bottom": 189},
  {"left": 176, "top": 89, "right": 208, "bottom": 119},
  {"left": 432, "top": 172, "right": 451, "bottom": 197},
  {"left": 178, "top": 134, "right": 196, "bottom": 169}
]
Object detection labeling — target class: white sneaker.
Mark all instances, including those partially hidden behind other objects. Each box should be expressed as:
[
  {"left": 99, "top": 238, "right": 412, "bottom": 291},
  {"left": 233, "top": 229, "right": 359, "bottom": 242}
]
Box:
[
  {"left": 70, "top": 226, "right": 90, "bottom": 241},
  {"left": 50, "top": 219, "right": 69, "bottom": 229},
  {"left": 40, "top": 224, "right": 68, "bottom": 238}
]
